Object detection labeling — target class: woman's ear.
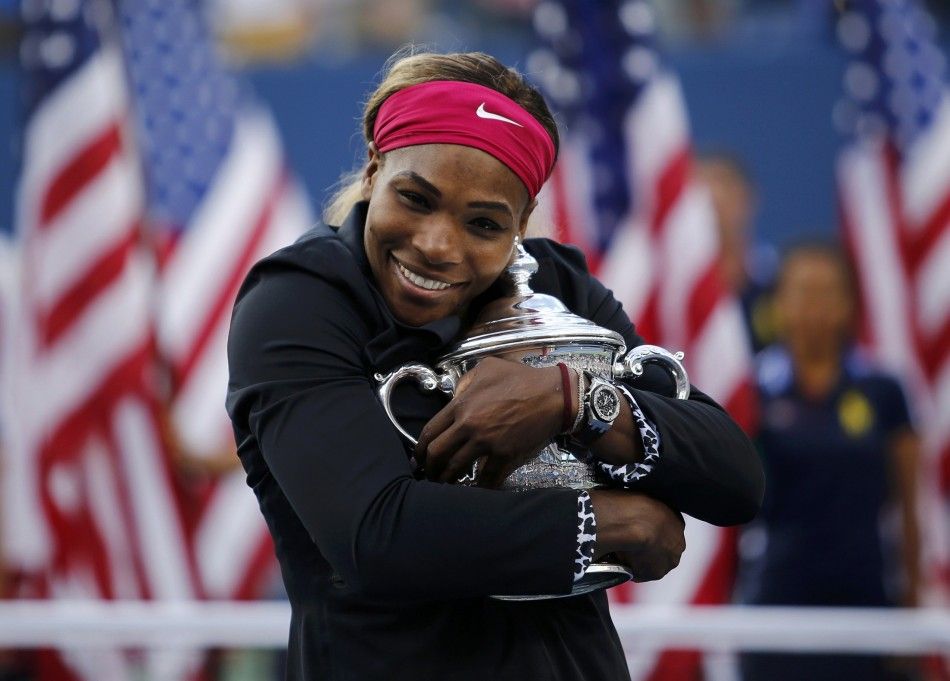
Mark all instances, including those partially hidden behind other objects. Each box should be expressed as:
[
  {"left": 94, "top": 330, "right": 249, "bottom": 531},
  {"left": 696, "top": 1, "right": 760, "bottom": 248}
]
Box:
[{"left": 360, "top": 144, "right": 382, "bottom": 201}]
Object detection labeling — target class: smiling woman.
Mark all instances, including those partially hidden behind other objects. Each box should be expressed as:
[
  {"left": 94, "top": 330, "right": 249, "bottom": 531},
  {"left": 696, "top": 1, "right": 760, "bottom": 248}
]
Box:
[
  {"left": 226, "top": 49, "right": 763, "bottom": 681},
  {"left": 362, "top": 144, "right": 530, "bottom": 327}
]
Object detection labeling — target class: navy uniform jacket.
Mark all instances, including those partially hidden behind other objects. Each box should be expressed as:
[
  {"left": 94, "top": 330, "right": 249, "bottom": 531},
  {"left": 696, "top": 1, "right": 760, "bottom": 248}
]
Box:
[
  {"left": 226, "top": 202, "right": 763, "bottom": 681},
  {"left": 740, "top": 346, "right": 912, "bottom": 607}
]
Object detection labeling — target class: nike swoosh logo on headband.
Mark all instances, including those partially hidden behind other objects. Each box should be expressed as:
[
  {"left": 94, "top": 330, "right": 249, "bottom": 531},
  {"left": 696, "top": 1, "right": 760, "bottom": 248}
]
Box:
[{"left": 475, "top": 103, "right": 524, "bottom": 127}]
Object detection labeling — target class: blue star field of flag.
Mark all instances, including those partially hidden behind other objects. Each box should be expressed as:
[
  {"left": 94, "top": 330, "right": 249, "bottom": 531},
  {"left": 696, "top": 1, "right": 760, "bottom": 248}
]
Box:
[
  {"left": 118, "top": 0, "right": 242, "bottom": 232},
  {"left": 835, "top": 0, "right": 947, "bottom": 151},
  {"left": 19, "top": 0, "right": 106, "bottom": 120},
  {"left": 15, "top": 0, "right": 113, "bottom": 240},
  {"left": 529, "top": 0, "right": 664, "bottom": 254}
]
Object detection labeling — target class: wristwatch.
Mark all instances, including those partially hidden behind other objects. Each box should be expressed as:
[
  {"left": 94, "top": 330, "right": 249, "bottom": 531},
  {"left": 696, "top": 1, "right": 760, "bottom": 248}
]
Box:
[{"left": 570, "top": 372, "right": 622, "bottom": 448}]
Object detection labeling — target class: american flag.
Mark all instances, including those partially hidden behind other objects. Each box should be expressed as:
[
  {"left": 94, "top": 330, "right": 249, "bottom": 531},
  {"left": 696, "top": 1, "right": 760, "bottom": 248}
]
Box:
[
  {"left": 835, "top": 0, "right": 950, "bottom": 596},
  {"left": 2, "top": 0, "right": 311, "bottom": 672},
  {"left": 531, "top": 1, "right": 756, "bottom": 678},
  {"left": 117, "top": 0, "right": 312, "bottom": 601},
  {"left": 3, "top": 0, "right": 202, "bottom": 677}
]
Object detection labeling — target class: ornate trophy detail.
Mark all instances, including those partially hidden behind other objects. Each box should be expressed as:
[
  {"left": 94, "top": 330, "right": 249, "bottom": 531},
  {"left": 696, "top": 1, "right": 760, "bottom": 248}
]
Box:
[{"left": 374, "top": 241, "right": 690, "bottom": 599}]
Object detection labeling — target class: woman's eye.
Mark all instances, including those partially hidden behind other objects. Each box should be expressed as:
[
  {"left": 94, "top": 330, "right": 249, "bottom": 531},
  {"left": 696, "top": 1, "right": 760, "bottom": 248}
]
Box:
[
  {"left": 471, "top": 218, "right": 503, "bottom": 233},
  {"left": 399, "top": 190, "right": 429, "bottom": 209}
]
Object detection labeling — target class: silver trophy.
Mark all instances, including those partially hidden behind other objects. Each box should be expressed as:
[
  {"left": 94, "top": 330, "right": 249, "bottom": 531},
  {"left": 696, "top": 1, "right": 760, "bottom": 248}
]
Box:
[{"left": 375, "top": 242, "right": 689, "bottom": 600}]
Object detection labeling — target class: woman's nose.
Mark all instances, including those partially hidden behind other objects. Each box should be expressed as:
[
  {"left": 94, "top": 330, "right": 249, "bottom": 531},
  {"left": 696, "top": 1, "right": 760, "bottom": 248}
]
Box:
[{"left": 411, "top": 216, "right": 463, "bottom": 266}]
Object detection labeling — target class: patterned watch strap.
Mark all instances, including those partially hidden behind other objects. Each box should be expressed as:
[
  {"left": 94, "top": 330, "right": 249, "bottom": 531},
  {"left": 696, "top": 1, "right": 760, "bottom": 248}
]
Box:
[{"left": 592, "top": 385, "right": 661, "bottom": 485}]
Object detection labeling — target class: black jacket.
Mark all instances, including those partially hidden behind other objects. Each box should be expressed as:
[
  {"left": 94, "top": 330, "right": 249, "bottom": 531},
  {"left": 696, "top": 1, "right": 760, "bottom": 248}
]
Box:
[{"left": 226, "top": 202, "right": 763, "bottom": 681}]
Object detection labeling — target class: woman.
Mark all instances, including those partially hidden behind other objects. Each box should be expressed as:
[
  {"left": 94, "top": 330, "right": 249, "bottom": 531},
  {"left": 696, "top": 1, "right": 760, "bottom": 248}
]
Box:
[
  {"left": 227, "top": 51, "right": 763, "bottom": 681},
  {"left": 738, "top": 243, "right": 920, "bottom": 681}
]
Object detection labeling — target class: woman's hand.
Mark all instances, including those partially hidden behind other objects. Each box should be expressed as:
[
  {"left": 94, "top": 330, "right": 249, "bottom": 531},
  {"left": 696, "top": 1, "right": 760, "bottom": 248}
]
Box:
[
  {"left": 415, "top": 356, "right": 563, "bottom": 487},
  {"left": 589, "top": 490, "right": 685, "bottom": 582}
]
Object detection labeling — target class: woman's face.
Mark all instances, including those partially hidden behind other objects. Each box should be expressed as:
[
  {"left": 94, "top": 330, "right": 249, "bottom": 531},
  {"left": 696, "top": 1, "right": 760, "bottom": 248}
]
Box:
[
  {"left": 361, "top": 143, "right": 534, "bottom": 327},
  {"left": 775, "top": 252, "right": 855, "bottom": 357}
]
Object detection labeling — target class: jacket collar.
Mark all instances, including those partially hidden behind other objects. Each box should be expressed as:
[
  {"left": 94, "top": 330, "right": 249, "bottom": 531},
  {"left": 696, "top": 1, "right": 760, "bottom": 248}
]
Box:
[{"left": 335, "top": 200, "right": 372, "bottom": 275}]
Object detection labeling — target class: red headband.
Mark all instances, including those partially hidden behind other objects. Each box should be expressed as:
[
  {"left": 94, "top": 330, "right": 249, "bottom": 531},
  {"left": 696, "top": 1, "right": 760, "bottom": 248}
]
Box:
[{"left": 373, "top": 80, "right": 556, "bottom": 197}]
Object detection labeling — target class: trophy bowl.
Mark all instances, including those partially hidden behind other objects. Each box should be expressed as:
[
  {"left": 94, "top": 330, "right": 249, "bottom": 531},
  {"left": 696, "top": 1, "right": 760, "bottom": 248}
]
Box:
[{"left": 375, "top": 243, "right": 689, "bottom": 599}]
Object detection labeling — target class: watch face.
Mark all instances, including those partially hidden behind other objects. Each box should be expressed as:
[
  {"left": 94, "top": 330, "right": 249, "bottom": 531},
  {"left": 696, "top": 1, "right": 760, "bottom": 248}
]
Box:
[{"left": 591, "top": 383, "right": 621, "bottom": 422}]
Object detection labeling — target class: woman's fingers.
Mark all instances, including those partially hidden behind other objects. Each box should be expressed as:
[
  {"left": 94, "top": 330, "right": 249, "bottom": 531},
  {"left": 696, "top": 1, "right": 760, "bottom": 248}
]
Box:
[
  {"left": 416, "top": 357, "right": 561, "bottom": 485},
  {"left": 476, "top": 448, "right": 524, "bottom": 489},
  {"left": 423, "top": 423, "right": 471, "bottom": 482},
  {"left": 475, "top": 455, "right": 506, "bottom": 489},
  {"left": 415, "top": 402, "right": 456, "bottom": 469},
  {"left": 615, "top": 539, "right": 681, "bottom": 582},
  {"left": 438, "top": 440, "right": 482, "bottom": 484},
  {"left": 589, "top": 490, "right": 686, "bottom": 581},
  {"left": 618, "top": 546, "right": 680, "bottom": 583},
  {"left": 624, "top": 511, "right": 685, "bottom": 582}
]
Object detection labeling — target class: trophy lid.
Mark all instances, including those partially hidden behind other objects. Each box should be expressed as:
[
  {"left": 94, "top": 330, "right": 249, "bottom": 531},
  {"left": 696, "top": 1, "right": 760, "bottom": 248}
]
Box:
[{"left": 439, "top": 241, "right": 626, "bottom": 364}]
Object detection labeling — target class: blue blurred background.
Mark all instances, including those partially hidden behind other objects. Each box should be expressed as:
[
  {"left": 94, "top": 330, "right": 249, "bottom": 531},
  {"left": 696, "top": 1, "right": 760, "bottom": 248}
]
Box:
[{"left": 0, "top": 0, "right": 947, "bottom": 249}]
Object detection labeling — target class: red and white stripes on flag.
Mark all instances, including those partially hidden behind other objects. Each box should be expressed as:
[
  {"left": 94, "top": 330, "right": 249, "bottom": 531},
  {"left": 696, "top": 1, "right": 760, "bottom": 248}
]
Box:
[
  {"left": 535, "top": 2, "right": 755, "bottom": 679},
  {"left": 838, "top": 101, "right": 950, "bottom": 593},
  {"left": 834, "top": 0, "right": 950, "bottom": 600},
  {"left": 540, "top": 32, "right": 755, "bottom": 681},
  {"left": 596, "top": 74, "right": 756, "bottom": 429},
  {"left": 4, "top": 25, "right": 201, "bottom": 680},
  {"left": 3, "top": 6, "right": 313, "bottom": 679},
  {"left": 114, "top": 0, "right": 313, "bottom": 601},
  {"left": 157, "top": 110, "right": 312, "bottom": 600}
]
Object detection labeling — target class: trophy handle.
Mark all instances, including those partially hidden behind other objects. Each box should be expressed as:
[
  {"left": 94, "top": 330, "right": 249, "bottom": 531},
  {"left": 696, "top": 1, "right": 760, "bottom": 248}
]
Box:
[
  {"left": 613, "top": 344, "right": 690, "bottom": 400},
  {"left": 374, "top": 364, "right": 457, "bottom": 446}
]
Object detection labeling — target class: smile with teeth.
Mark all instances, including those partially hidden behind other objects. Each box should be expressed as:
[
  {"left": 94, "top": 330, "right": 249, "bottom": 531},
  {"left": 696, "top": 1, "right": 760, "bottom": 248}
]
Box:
[{"left": 394, "top": 258, "right": 456, "bottom": 291}]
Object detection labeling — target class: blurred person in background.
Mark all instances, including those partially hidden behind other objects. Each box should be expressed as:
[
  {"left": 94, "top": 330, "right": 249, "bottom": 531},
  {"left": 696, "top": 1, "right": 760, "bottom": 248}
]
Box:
[
  {"left": 226, "top": 49, "right": 763, "bottom": 680},
  {"left": 696, "top": 153, "right": 778, "bottom": 352},
  {"left": 738, "top": 242, "right": 921, "bottom": 681}
]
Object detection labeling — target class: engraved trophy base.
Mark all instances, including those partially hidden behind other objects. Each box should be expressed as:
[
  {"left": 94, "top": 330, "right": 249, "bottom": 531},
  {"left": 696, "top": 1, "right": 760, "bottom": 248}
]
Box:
[
  {"left": 492, "top": 563, "right": 634, "bottom": 601},
  {"left": 496, "top": 443, "right": 596, "bottom": 490}
]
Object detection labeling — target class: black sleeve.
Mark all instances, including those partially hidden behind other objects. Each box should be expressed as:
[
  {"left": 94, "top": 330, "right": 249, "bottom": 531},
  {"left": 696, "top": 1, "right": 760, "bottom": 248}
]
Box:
[
  {"left": 226, "top": 264, "right": 580, "bottom": 601},
  {"left": 531, "top": 240, "right": 765, "bottom": 527}
]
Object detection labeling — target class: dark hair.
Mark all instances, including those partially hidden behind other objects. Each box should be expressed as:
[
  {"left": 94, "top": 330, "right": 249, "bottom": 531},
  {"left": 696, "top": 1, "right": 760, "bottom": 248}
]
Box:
[
  {"left": 697, "top": 151, "right": 755, "bottom": 191},
  {"left": 324, "top": 49, "right": 559, "bottom": 224},
  {"left": 777, "top": 238, "right": 859, "bottom": 299}
]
